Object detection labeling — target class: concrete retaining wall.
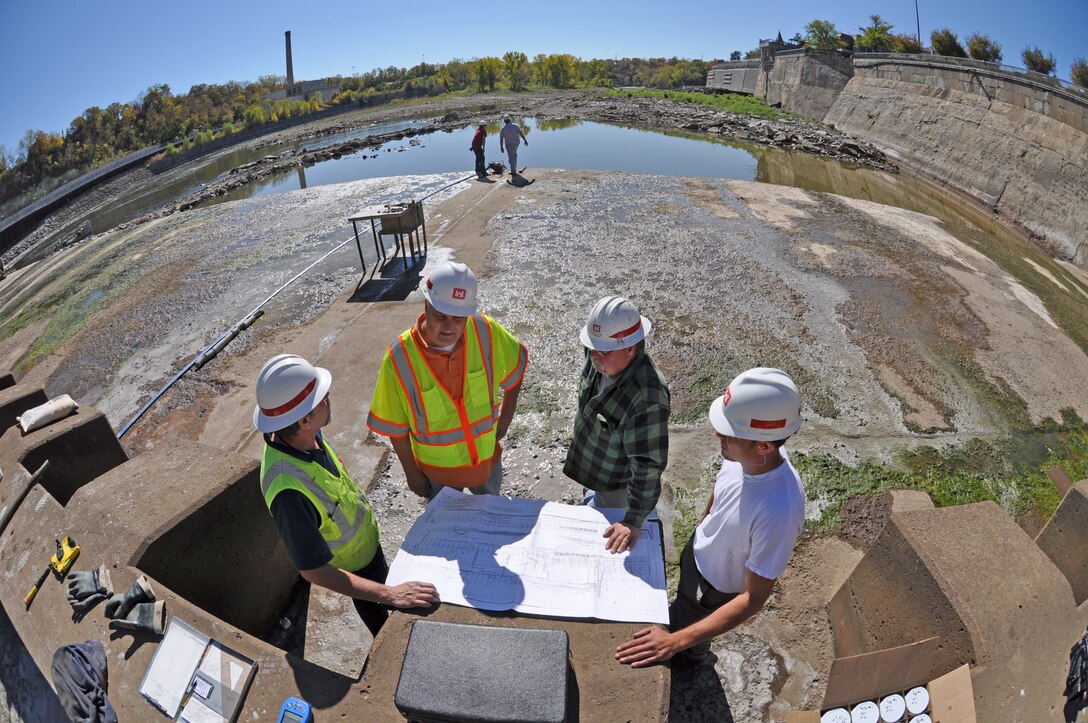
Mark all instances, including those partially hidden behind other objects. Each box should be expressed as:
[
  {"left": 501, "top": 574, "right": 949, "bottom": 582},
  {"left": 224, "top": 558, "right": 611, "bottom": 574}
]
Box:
[
  {"left": 758, "top": 51, "right": 854, "bottom": 121},
  {"left": 825, "top": 59, "right": 1088, "bottom": 267},
  {"left": 706, "top": 60, "right": 761, "bottom": 95}
]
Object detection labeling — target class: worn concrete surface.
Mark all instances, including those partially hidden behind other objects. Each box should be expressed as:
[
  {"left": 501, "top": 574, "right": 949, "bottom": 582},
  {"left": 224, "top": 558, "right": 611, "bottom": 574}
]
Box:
[
  {"left": 2, "top": 164, "right": 1088, "bottom": 720},
  {"left": 829, "top": 502, "right": 1086, "bottom": 721},
  {"left": 825, "top": 64, "right": 1088, "bottom": 268}
]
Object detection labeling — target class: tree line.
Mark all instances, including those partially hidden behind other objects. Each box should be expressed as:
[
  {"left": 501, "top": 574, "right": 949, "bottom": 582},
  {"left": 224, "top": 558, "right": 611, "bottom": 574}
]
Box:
[
  {"left": 0, "top": 54, "right": 715, "bottom": 211},
  {"left": 779, "top": 15, "right": 1088, "bottom": 85}
]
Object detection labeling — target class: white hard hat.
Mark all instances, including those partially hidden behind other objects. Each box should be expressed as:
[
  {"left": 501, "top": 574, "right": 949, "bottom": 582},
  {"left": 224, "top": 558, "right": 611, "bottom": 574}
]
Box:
[
  {"left": 421, "top": 261, "right": 478, "bottom": 316},
  {"left": 252, "top": 354, "right": 332, "bottom": 433},
  {"left": 709, "top": 368, "right": 802, "bottom": 442},
  {"left": 478, "top": 120, "right": 487, "bottom": 127},
  {"left": 580, "top": 296, "right": 651, "bottom": 352}
]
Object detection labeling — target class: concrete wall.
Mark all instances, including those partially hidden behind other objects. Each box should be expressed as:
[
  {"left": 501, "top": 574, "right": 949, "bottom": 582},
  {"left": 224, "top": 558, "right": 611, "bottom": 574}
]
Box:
[
  {"left": 825, "top": 59, "right": 1088, "bottom": 268},
  {"left": 1035, "top": 479, "right": 1088, "bottom": 605},
  {"left": 829, "top": 501, "right": 1086, "bottom": 720},
  {"left": 706, "top": 61, "right": 761, "bottom": 95},
  {"left": 757, "top": 50, "right": 854, "bottom": 121}
]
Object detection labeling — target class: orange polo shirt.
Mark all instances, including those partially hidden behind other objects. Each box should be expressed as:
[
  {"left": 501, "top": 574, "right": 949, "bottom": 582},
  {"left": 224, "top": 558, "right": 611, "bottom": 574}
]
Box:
[{"left": 410, "top": 315, "right": 500, "bottom": 487}]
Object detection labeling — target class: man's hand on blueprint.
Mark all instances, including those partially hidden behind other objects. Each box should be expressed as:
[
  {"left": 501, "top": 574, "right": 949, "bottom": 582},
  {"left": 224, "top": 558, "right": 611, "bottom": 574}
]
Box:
[
  {"left": 603, "top": 522, "right": 641, "bottom": 553},
  {"left": 384, "top": 581, "right": 441, "bottom": 609},
  {"left": 614, "top": 625, "right": 677, "bottom": 667}
]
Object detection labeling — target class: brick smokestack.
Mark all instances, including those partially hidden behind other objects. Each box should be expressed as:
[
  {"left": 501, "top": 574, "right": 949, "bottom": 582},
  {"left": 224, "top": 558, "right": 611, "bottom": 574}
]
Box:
[{"left": 285, "top": 31, "right": 294, "bottom": 89}]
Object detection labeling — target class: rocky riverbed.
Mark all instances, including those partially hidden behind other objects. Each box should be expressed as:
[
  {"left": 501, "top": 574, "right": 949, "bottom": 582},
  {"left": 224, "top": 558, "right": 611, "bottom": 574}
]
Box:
[{"left": 3, "top": 90, "right": 894, "bottom": 267}]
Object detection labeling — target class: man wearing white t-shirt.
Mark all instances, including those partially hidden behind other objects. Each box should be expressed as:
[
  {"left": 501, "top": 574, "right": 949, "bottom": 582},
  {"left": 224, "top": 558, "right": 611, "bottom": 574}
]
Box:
[{"left": 616, "top": 368, "right": 805, "bottom": 667}]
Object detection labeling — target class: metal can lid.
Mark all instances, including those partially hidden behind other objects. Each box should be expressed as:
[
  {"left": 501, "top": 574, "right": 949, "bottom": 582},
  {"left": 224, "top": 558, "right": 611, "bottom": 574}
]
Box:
[
  {"left": 852, "top": 700, "right": 880, "bottom": 723},
  {"left": 905, "top": 686, "right": 930, "bottom": 714},
  {"left": 879, "top": 694, "right": 906, "bottom": 721},
  {"left": 821, "top": 709, "right": 851, "bottom": 723},
  {"left": 908, "top": 715, "right": 932, "bottom": 723}
]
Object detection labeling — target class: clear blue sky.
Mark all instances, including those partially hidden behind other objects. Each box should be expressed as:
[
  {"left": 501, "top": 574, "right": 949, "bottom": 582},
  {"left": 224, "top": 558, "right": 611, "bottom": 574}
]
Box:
[{"left": 2, "top": 0, "right": 1085, "bottom": 154}]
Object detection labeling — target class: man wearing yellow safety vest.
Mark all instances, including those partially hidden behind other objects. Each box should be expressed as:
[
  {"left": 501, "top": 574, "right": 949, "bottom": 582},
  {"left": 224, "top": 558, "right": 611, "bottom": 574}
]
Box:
[
  {"left": 367, "top": 261, "right": 528, "bottom": 498},
  {"left": 255, "top": 354, "right": 438, "bottom": 637}
]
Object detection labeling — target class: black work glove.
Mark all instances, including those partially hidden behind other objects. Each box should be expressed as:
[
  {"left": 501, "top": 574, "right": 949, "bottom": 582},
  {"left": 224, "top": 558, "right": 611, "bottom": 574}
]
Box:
[
  {"left": 109, "top": 600, "right": 166, "bottom": 636},
  {"left": 67, "top": 566, "right": 113, "bottom": 618},
  {"left": 104, "top": 575, "right": 155, "bottom": 620}
]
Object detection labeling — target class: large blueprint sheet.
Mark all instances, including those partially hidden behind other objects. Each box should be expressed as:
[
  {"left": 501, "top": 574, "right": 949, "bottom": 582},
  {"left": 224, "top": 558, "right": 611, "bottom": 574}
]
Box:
[{"left": 387, "top": 488, "right": 669, "bottom": 623}]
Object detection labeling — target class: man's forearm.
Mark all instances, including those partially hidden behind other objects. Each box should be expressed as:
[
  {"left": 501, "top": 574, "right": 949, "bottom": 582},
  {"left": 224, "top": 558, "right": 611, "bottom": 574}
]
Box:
[
  {"left": 390, "top": 435, "right": 428, "bottom": 497},
  {"left": 496, "top": 385, "right": 521, "bottom": 439},
  {"left": 673, "top": 591, "right": 765, "bottom": 650},
  {"left": 301, "top": 564, "right": 389, "bottom": 604}
]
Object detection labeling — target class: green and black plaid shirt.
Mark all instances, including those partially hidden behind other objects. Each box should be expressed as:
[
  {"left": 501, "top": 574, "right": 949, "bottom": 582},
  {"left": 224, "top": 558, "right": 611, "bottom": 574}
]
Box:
[{"left": 563, "top": 348, "right": 671, "bottom": 527}]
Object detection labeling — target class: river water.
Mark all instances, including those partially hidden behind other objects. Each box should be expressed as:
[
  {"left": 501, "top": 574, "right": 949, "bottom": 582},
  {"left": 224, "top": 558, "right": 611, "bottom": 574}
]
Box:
[{"left": 41, "top": 114, "right": 1019, "bottom": 273}]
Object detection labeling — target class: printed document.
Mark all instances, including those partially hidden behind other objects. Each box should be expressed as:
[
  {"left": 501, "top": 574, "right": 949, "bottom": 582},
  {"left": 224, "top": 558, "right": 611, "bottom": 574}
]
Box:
[{"left": 387, "top": 488, "right": 668, "bottom": 623}]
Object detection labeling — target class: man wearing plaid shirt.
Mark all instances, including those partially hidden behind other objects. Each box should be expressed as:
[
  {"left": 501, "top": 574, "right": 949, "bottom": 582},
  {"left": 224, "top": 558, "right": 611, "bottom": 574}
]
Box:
[{"left": 563, "top": 296, "right": 671, "bottom": 553}]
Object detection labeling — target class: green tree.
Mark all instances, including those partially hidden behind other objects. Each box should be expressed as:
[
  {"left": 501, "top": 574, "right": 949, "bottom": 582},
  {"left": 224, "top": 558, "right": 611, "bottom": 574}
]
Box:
[
  {"left": 856, "top": 15, "right": 894, "bottom": 52},
  {"left": 930, "top": 28, "right": 967, "bottom": 58},
  {"left": 744, "top": 47, "right": 762, "bottom": 59},
  {"left": 1021, "top": 46, "right": 1056, "bottom": 75},
  {"left": 1072, "top": 57, "right": 1088, "bottom": 89},
  {"left": 502, "top": 51, "right": 529, "bottom": 91},
  {"left": 729, "top": 51, "right": 742, "bottom": 61},
  {"left": 803, "top": 20, "right": 845, "bottom": 52},
  {"left": 966, "top": 33, "right": 1002, "bottom": 62},
  {"left": 472, "top": 57, "right": 502, "bottom": 91},
  {"left": 890, "top": 34, "right": 923, "bottom": 54}
]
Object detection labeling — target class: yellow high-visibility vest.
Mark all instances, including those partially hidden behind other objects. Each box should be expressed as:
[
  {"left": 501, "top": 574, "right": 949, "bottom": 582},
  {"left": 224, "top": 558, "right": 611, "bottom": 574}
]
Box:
[
  {"left": 261, "top": 439, "right": 379, "bottom": 571},
  {"left": 367, "top": 313, "right": 526, "bottom": 474}
]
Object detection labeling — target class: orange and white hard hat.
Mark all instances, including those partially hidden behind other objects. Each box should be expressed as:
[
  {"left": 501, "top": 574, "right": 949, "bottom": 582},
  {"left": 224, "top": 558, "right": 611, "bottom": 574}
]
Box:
[
  {"left": 579, "top": 296, "right": 651, "bottom": 352},
  {"left": 421, "top": 261, "right": 478, "bottom": 316},
  {"left": 709, "top": 368, "right": 802, "bottom": 442},
  {"left": 252, "top": 354, "right": 331, "bottom": 433}
]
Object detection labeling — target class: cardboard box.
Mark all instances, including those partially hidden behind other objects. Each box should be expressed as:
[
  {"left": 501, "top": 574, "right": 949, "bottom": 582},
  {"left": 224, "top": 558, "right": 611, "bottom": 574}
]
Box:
[{"left": 786, "top": 638, "right": 976, "bottom": 722}]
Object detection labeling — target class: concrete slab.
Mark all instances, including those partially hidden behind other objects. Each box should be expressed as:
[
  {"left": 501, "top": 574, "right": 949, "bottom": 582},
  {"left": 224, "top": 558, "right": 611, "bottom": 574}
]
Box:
[
  {"left": 0, "top": 384, "right": 47, "bottom": 434},
  {"left": 883, "top": 488, "right": 934, "bottom": 514},
  {"left": 1036, "top": 479, "right": 1088, "bottom": 605},
  {"left": 364, "top": 605, "right": 670, "bottom": 722},
  {"left": 829, "top": 502, "right": 1086, "bottom": 720}
]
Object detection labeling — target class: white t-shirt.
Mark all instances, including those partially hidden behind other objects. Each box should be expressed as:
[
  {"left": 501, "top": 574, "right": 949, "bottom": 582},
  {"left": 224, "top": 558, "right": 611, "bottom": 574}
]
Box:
[
  {"left": 692, "top": 453, "right": 805, "bottom": 593},
  {"left": 499, "top": 123, "right": 523, "bottom": 147}
]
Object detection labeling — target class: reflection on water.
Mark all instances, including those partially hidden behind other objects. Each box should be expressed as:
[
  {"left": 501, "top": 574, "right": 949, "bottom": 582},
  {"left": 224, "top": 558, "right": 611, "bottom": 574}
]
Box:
[{"left": 36, "top": 113, "right": 1034, "bottom": 275}]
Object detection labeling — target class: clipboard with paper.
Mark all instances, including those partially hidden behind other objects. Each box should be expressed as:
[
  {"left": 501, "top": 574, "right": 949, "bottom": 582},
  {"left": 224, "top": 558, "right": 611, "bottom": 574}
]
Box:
[{"left": 138, "top": 616, "right": 258, "bottom": 722}]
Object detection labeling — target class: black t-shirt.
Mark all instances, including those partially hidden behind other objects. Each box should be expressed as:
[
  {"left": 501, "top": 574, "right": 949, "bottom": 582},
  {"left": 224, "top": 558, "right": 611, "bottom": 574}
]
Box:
[{"left": 265, "top": 433, "right": 341, "bottom": 571}]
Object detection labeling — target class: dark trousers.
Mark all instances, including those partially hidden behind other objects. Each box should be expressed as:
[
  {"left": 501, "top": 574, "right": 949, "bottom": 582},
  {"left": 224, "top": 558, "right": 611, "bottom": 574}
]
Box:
[
  {"left": 669, "top": 536, "right": 738, "bottom": 663},
  {"left": 473, "top": 147, "right": 486, "bottom": 177},
  {"left": 351, "top": 546, "right": 391, "bottom": 638}
]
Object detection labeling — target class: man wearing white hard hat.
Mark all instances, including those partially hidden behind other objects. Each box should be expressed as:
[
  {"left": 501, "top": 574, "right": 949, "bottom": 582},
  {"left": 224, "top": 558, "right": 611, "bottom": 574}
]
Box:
[
  {"left": 563, "top": 296, "right": 671, "bottom": 554},
  {"left": 256, "top": 354, "right": 439, "bottom": 637},
  {"left": 367, "top": 261, "right": 527, "bottom": 499},
  {"left": 616, "top": 368, "right": 805, "bottom": 667}
]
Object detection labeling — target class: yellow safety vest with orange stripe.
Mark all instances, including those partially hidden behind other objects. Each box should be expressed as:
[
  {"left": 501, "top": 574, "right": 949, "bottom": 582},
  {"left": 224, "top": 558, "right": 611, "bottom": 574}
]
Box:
[
  {"left": 261, "top": 439, "right": 380, "bottom": 572},
  {"left": 366, "top": 313, "right": 527, "bottom": 477}
]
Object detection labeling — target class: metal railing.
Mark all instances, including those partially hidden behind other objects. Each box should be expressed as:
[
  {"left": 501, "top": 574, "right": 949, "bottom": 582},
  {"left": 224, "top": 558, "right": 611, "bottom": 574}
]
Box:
[{"left": 852, "top": 52, "right": 1087, "bottom": 98}]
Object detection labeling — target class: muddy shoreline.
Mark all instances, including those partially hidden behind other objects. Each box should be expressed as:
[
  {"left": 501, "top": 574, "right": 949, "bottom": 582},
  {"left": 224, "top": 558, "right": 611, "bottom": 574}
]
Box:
[{"left": 3, "top": 90, "right": 894, "bottom": 266}]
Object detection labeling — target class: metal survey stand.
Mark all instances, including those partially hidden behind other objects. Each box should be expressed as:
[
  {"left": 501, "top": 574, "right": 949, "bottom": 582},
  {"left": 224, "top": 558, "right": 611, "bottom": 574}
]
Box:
[{"left": 348, "top": 201, "right": 428, "bottom": 275}]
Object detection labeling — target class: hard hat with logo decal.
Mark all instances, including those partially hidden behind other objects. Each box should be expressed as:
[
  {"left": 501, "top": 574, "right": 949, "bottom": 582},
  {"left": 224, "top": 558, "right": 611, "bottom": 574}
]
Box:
[
  {"left": 579, "top": 296, "right": 652, "bottom": 352},
  {"left": 709, "top": 367, "right": 802, "bottom": 442},
  {"left": 421, "top": 261, "right": 478, "bottom": 316},
  {"left": 253, "top": 354, "right": 332, "bottom": 433}
]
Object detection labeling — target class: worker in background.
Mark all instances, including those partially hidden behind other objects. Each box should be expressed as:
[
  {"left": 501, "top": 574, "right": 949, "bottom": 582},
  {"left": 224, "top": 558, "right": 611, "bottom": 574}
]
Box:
[
  {"left": 616, "top": 368, "right": 805, "bottom": 667},
  {"left": 563, "top": 296, "right": 670, "bottom": 554},
  {"left": 498, "top": 117, "right": 529, "bottom": 175},
  {"left": 367, "top": 261, "right": 528, "bottom": 499},
  {"left": 470, "top": 120, "right": 488, "bottom": 179},
  {"left": 255, "top": 354, "right": 438, "bottom": 637}
]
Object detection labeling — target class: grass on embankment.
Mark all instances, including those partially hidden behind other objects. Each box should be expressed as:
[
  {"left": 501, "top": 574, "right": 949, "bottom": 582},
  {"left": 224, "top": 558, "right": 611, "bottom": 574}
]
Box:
[
  {"left": 795, "top": 412, "right": 1088, "bottom": 533},
  {"left": 607, "top": 88, "right": 791, "bottom": 120}
]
